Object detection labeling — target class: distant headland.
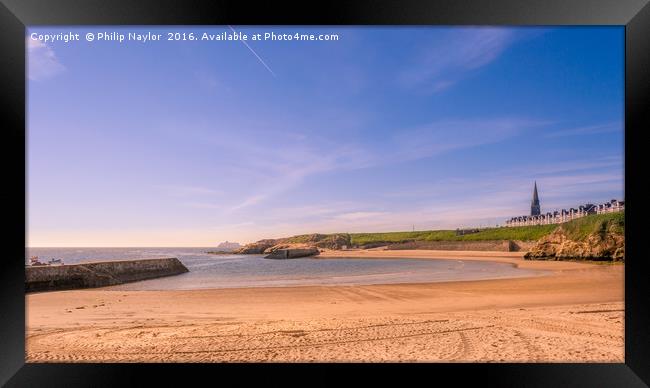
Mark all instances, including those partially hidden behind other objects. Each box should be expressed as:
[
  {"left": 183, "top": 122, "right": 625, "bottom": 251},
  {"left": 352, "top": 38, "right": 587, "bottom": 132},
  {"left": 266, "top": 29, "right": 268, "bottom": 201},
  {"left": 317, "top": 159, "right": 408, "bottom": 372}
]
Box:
[
  {"left": 215, "top": 241, "right": 242, "bottom": 251},
  {"left": 229, "top": 182, "right": 624, "bottom": 262}
]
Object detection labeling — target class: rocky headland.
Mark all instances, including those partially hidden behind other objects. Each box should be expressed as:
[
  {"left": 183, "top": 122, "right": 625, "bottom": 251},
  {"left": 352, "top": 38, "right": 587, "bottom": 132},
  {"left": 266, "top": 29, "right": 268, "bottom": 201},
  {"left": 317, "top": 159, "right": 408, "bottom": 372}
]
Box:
[
  {"left": 524, "top": 213, "right": 624, "bottom": 261},
  {"left": 233, "top": 234, "right": 351, "bottom": 254},
  {"left": 233, "top": 239, "right": 282, "bottom": 254},
  {"left": 230, "top": 213, "right": 624, "bottom": 262}
]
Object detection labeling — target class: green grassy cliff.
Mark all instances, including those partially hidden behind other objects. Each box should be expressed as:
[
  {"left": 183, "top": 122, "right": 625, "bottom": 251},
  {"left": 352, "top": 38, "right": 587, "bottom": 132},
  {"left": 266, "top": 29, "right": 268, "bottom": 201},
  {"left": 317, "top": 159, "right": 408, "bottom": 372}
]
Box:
[
  {"left": 282, "top": 212, "right": 623, "bottom": 246},
  {"left": 555, "top": 212, "right": 624, "bottom": 241},
  {"left": 524, "top": 212, "right": 625, "bottom": 261},
  {"left": 348, "top": 224, "right": 558, "bottom": 246},
  {"left": 235, "top": 212, "right": 624, "bottom": 259}
]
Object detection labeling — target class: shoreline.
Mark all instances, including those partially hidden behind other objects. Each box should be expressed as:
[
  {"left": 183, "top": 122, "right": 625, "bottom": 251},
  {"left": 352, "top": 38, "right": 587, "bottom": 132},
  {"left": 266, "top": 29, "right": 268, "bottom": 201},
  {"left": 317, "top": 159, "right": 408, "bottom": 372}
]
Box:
[
  {"left": 26, "top": 249, "right": 624, "bottom": 362},
  {"left": 28, "top": 251, "right": 553, "bottom": 293},
  {"left": 104, "top": 252, "right": 550, "bottom": 291},
  {"left": 319, "top": 249, "right": 603, "bottom": 270}
]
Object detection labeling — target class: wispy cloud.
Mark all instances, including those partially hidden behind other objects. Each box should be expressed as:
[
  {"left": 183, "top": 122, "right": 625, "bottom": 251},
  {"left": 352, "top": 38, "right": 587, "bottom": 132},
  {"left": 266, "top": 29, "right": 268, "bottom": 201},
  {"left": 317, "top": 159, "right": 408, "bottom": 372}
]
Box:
[
  {"left": 225, "top": 151, "right": 354, "bottom": 213},
  {"left": 183, "top": 202, "right": 224, "bottom": 210},
  {"left": 184, "top": 115, "right": 549, "bottom": 213},
  {"left": 230, "top": 194, "right": 269, "bottom": 212},
  {"left": 544, "top": 122, "right": 623, "bottom": 138},
  {"left": 400, "top": 27, "right": 519, "bottom": 92},
  {"left": 503, "top": 155, "right": 623, "bottom": 177},
  {"left": 158, "top": 185, "right": 223, "bottom": 197},
  {"left": 219, "top": 155, "right": 622, "bottom": 235},
  {"left": 27, "top": 38, "right": 65, "bottom": 81},
  {"left": 243, "top": 201, "right": 364, "bottom": 222},
  {"left": 375, "top": 155, "right": 623, "bottom": 228},
  {"left": 389, "top": 117, "right": 548, "bottom": 161},
  {"left": 332, "top": 211, "right": 389, "bottom": 221},
  {"left": 185, "top": 125, "right": 374, "bottom": 213},
  {"left": 159, "top": 113, "right": 611, "bottom": 229},
  {"left": 158, "top": 185, "right": 224, "bottom": 212}
]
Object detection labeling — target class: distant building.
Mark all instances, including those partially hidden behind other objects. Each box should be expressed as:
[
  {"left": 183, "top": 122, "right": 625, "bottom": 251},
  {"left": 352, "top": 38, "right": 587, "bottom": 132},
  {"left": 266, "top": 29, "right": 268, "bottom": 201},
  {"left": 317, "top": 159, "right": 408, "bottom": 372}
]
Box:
[
  {"left": 595, "top": 199, "right": 625, "bottom": 214},
  {"left": 531, "top": 181, "right": 541, "bottom": 216},
  {"left": 504, "top": 182, "right": 624, "bottom": 227}
]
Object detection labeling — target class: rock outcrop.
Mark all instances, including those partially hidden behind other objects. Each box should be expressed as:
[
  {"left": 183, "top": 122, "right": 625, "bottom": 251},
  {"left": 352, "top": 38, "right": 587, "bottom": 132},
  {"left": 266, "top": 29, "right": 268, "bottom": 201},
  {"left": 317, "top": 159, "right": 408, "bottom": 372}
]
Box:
[
  {"left": 234, "top": 234, "right": 351, "bottom": 254},
  {"left": 264, "top": 244, "right": 320, "bottom": 259},
  {"left": 298, "top": 233, "right": 351, "bottom": 249},
  {"left": 233, "top": 239, "right": 278, "bottom": 254},
  {"left": 524, "top": 227, "right": 624, "bottom": 261}
]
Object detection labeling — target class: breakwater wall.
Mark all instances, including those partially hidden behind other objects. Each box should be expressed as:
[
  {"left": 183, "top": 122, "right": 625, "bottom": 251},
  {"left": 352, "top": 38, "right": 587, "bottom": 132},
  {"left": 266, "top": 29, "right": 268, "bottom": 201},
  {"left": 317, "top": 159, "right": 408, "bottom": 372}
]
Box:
[
  {"left": 25, "top": 257, "right": 189, "bottom": 293},
  {"left": 386, "top": 240, "right": 536, "bottom": 252},
  {"left": 265, "top": 247, "right": 320, "bottom": 259}
]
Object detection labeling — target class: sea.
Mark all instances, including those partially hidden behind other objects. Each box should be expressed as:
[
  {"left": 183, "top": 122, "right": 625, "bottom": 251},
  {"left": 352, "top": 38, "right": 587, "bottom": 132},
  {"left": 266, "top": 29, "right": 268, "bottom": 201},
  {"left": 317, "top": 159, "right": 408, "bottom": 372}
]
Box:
[{"left": 26, "top": 247, "right": 546, "bottom": 290}]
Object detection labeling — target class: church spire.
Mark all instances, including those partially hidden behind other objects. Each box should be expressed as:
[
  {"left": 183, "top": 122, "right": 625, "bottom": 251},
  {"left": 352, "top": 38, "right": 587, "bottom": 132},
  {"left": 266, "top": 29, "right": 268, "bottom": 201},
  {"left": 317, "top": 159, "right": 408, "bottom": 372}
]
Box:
[{"left": 531, "top": 181, "right": 541, "bottom": 216}]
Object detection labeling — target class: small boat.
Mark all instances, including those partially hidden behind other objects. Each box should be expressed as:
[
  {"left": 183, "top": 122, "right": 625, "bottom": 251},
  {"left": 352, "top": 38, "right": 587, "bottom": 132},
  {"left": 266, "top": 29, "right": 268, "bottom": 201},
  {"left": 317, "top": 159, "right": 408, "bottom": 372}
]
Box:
[
  {"left": 29, "top": 256, "right": 46, "bottom": 266},
  {"left": 48, "top": 258, "right": 64, "bottom": 265}
]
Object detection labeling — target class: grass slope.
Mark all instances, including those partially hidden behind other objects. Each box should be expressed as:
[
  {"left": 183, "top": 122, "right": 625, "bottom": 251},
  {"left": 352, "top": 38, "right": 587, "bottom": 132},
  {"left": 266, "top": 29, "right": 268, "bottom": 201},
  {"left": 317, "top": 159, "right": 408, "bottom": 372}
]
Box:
[
  {"left": 558, "top": 212, "right": 624, "bottom": 241},
  {"left": 349, "top": 224, "right": 557, "bottom": 246},
  {"left": 282, "top": 213, "right": 624, "bottom": 246}
]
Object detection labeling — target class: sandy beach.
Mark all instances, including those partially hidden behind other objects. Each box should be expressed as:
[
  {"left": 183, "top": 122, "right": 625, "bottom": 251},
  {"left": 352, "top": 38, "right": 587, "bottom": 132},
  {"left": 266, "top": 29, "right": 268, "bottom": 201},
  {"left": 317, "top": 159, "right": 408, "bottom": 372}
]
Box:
[{"left": 26, "top": 250, "right": 624, "bottom": 362}]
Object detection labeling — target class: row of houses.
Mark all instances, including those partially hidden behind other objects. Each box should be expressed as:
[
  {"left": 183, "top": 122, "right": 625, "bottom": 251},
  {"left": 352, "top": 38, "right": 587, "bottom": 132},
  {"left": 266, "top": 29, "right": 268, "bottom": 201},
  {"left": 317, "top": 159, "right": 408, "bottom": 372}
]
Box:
[
  {"left": 595, "top": 199, "right": 625, "bottom": 214},
  {"left": 505, "top": 199, "right": 624, "bottom": 227}
]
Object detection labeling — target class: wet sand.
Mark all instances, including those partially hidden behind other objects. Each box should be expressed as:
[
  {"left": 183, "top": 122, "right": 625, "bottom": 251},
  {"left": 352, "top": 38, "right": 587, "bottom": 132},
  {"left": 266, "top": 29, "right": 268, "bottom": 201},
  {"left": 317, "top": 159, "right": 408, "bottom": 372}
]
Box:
[{"left": 26, "top": 250, "right": 624, "bottom": 362}]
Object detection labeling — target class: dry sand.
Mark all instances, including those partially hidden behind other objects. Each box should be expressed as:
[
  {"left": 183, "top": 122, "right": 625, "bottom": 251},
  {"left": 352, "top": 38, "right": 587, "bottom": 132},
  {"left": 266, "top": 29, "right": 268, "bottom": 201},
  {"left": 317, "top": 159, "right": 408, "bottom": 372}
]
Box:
[{"left": 26, "top": 250, "right": 624, "bottom": 362}]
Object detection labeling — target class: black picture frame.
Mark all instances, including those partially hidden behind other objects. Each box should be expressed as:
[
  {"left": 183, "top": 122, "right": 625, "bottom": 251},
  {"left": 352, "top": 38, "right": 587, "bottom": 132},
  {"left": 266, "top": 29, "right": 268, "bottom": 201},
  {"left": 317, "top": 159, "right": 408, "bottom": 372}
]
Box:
[{"left": 1, "top": 0, "right": 648, "bottom": 386}]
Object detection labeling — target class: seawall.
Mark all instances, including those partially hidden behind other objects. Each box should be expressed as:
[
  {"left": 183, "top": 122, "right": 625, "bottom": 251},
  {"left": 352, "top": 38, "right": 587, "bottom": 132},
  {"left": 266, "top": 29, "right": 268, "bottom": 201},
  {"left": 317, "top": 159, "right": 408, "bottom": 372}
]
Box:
[
  {"left": 25, "top": 257, "right": 189, "bottom": 293},
  {"left": 265, "top": 247, "right": 320, "bottom": 259},
  {"left": 386, "top": 240, "right": 536, "bottom": 252}
]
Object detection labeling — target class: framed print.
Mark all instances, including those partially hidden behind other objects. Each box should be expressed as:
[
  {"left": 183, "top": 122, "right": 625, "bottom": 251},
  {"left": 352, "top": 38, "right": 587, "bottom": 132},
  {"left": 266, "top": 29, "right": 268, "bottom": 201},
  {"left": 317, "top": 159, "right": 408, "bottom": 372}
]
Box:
[{"left": 1, "top": 0, "right": 649, "bottom": 386}]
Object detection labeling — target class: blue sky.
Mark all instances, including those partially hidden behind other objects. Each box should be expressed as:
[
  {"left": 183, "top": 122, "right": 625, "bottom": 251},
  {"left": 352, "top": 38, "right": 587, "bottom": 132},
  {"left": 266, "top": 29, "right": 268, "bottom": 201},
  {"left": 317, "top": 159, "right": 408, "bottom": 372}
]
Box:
[{"left": 27, "top": 26, "right": 624, "bottom": 247}]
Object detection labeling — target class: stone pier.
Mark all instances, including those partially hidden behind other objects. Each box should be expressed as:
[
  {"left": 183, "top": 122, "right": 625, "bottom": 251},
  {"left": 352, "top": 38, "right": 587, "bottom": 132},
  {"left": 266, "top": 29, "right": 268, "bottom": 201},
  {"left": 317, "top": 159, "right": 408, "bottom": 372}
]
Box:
[{"left": 25, "top": 257, "right": 189, "bottom": 293}]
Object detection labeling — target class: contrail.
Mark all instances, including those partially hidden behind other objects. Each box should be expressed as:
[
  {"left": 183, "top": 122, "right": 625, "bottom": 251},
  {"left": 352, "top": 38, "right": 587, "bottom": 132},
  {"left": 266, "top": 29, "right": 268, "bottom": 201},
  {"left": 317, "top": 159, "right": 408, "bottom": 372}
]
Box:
[{"left": 228, "top": 25, "right": 276, "bottom": 78}]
